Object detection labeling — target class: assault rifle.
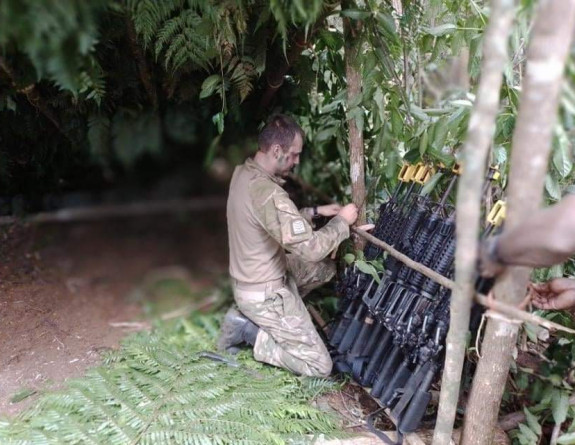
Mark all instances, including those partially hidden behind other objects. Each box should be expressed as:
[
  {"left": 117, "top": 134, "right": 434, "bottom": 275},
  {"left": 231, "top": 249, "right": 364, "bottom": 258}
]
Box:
[
  {"left": 329, "top": 164, "right": 433, "bottom": 352},
  {"left": 331, "top": 165, "right": 438, "bottom": 367},
  {"left": 342, "top": 177, "right": 457, "bottom": 383}
]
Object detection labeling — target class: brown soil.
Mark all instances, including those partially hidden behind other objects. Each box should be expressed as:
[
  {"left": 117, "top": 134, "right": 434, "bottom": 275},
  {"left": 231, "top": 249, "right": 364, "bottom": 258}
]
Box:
[
  {"left": 0, "top": 211, "right": 228, "bottom": 417},
  {"left": 314, "top": 382, "right": 395, "bottom": 433}
]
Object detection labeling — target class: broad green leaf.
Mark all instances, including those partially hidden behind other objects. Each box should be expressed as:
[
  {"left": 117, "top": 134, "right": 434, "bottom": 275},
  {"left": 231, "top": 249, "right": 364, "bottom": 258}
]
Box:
[
  {"left": 428, "top": 148, "right": 455, "bottom": 167},
  {"left": 391, "top": 109, "right": 403, "bottom": 136},
  {"left": 409, "top": 105, "right": 432, "bottom": 122},
  {"left": 552, "top": 389, "right": 570, "bottom": 424},
  {"left": 432, "top": 118, "right": 449, "bottom": 150},
  {"left": 419, "top": 129, "right": 429, "bottom": 156},
  {"left": 373, "top": 88, "right": 386, "bottom": 124},
  {"left": 200, "top": 74, "right": 222, "bottom": 99},
  {"left": 493, "top": 145, "right": 508, "bottom": 165},
  {"left": 423, "top": 23, "right": 457, "bottom": 37},
  {"left": 403, "top": 148, "right": 420, "bottom": 164},
  {"left": 451, "top": 30, "right": 465, "bottom": 55},
  {"left": 449, "top": 99, "right": 473, "bottom": 108},
  {"left": 355, "top": 260, "right": 380, "bottom": 283},
  {"left": 553, "top": 127, "right": 573, "bottom": 178},
  {"left": 316, "top": 127, "right": 338, "bottom": 143},
  {"left": 344, "top": 253, "right": 355, "bottom": 265},
  {"left": 212, "top": 112, "right": 224, "bottom": 134},
  {"left": 375, "top": 12, "right": 399, "bottom": 44},
  {"left": 523, "top": 322, "right": 539, "bottom": 343},
  {"left": 518, "top": 424, "right": 539, "bottom": 443},
  {"left": 341, "top": 9, "right": 370, "bottom": 20},
  {"left": 420, "top": 172, "right": 443, "bottom": 196},
  {"left": 523, "top": 408, "right": 542, "bottom": 435},
  {"left": 545, "top": 173, "right": 562, "bottom": 200},
  {"left": 558, "top": 432, "right": 575, "bottom": 444},
  {"left": 318, "top": 29, "right": 343, "bottom": 51}
]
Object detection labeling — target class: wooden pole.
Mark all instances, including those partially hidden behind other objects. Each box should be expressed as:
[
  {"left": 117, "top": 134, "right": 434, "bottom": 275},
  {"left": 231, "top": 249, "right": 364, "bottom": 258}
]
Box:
[
  {"left": 461, "top": 2, "right": 575, "bottom": 444},
  {"left": 433, "top": 1, "right": 516, "bottom": 443}
]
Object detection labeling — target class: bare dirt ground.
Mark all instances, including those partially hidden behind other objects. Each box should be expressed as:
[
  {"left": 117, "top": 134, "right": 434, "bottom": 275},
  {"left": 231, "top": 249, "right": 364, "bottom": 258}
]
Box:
[{"left": 0, "top": 210, "right": 229, "bottom": 417}]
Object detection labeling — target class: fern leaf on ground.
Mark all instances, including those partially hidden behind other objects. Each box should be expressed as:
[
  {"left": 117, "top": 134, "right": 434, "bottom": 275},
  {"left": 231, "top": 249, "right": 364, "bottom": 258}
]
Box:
[{"left": 0, "top": 315, "right": 343, "bottom": 445}]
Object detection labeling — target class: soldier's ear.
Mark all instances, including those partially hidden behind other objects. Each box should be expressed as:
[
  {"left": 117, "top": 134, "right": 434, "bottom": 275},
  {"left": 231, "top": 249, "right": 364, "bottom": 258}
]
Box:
[{"left": 271, "top": 144, "right": 281, "bottom": 159}]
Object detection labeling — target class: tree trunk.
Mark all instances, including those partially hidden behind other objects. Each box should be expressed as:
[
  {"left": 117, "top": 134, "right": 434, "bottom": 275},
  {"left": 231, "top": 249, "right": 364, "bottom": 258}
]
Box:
[
  {"left": 343, "top": 0, "right": 366, "bottom": 250},
  {"left": 432, "top": 1, "right": 515, "bottom": 444},
  {"left": 461, "top": 2, "right": 575, "bottom": 444}
]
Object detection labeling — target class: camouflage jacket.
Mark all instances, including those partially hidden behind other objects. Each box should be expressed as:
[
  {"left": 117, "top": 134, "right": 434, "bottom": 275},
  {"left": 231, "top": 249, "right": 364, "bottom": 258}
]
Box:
[{"left": 227, "top": 157, "right": 349, "bottom": 283}]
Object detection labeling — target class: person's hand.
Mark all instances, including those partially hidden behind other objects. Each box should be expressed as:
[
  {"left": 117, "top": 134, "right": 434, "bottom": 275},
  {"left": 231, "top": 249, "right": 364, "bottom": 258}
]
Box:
[
  {"left": 338, "top": 204, "right": 358, "bottom": 225},
  {"left": 530, "top": 278, "right": 575, "bottom": 310},
  {"left": 318, "top": 204, "right": 341, "bottom": 217},
  {"left": 356, "top": 223, "right": 375, "bottom": 232},
  {"left": 478, "top": 237, "right": 506, "bottom": 278}
]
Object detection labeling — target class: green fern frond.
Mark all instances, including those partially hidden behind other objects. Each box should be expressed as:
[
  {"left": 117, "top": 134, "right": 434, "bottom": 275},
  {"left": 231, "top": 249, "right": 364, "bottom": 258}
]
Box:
[
  {"left": 127, "top": 0, "right": 184, "bottom": 46},
  {"left": 0, "top": 316, "right": 343, "bottom": 444}
]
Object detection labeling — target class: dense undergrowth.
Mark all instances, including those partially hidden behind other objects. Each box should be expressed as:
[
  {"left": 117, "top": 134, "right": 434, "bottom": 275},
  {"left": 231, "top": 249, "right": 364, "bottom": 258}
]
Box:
[{"left": 0, "top": 313, "right": 344, "bottom": 445}]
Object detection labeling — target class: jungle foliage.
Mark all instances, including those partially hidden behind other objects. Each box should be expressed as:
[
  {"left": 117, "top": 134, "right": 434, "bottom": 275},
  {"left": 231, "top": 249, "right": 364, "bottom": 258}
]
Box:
[{"left": 1, "top": 1, "right": 575, "bottom": 443}]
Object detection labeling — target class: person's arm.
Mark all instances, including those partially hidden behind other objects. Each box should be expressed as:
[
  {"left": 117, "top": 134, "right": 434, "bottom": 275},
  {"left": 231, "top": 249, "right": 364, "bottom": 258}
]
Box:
[
  {"left": 255, "top": 188, "right": 357, "bottom": 262},
  {"left": 530, "top": 278, "right": 575, "bottom": 310},
  {"left": 299, "top": 204, "right": 341, "bottom": 224},
  {"left": 480, "top": 195, "right": 575, "bottom": 276}
]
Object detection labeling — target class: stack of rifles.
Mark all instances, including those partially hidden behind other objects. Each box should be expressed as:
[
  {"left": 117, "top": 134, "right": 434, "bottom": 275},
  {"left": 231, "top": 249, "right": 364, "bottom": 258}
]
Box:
[{"left": 328, "top": 162, "right": 506, "bottom": 438}]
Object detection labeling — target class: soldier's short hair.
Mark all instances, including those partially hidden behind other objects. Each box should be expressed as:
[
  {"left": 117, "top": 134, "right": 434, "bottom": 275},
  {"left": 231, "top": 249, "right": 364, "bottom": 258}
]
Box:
[{"left": 258, "top": 114, "right": 304, "bottom": 152}]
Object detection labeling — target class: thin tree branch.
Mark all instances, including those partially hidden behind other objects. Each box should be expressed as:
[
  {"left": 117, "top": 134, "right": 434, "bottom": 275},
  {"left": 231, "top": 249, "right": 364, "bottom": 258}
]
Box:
[
  {"left": 462, "top": 2, "right": 575, "bottom": 444},
  {"left": 352, "top": 228, "right": 575, "bottom": 335},
  {"left": 433, "top": 1, "right": 515, "bottom": 443}
]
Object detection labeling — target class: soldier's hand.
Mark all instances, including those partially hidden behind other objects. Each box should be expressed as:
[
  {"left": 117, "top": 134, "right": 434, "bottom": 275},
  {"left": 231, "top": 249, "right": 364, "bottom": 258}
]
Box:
[
  {"left": 338, "top": 204, "right": 358, "bottom": 225},
  {"left": 318, "top": 204, "right": 341, "bottom": 217},
  {"left": 530, "top": 278, "right": 575, "bottom": 310}
]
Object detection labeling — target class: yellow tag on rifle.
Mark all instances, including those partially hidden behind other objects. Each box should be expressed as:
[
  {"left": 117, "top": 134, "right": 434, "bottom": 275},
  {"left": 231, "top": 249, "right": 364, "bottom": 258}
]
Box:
[{"left": 487, "top": 200, "right": 506, "bottom": 226}]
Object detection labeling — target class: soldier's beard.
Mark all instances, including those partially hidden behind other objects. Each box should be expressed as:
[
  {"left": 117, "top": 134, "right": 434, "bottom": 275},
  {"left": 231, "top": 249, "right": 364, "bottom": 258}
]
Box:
[{"left": 276, "top": 155, "right": 294, "bottom": 177}]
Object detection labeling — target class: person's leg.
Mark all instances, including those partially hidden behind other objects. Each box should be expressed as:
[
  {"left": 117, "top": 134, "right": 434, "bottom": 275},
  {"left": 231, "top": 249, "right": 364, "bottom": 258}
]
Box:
[
  {"left": 286, "top": 254, "right": 336, "bottom": 298},
  {"left": 234, "top": 277, "right": 332, "bottom": 377}
]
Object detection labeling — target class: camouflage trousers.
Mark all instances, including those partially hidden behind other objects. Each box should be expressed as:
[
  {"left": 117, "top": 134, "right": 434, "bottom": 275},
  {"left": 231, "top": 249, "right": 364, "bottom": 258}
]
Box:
[{"left": 233, "top": 255, "right": 335, "bottom": 377}]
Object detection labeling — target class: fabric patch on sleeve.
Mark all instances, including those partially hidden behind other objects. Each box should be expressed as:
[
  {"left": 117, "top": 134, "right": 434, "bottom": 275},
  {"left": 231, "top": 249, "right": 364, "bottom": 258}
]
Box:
[
  {"left": 291, "top": 219, "right": 306, "bottom": 236},
  {"left": 272, "top": 194, "right": 312, "bottom": 245}
]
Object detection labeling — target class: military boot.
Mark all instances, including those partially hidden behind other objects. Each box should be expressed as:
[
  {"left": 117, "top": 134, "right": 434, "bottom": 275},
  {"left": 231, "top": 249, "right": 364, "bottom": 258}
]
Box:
[{"left": 217, "top": 307, "right": 259, "bottom": 354}]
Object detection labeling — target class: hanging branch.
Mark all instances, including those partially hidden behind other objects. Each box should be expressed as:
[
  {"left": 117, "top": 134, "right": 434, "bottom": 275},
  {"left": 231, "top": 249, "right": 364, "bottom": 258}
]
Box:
[
  {"left": 343, "top": 0, "right": 367, "bottom": 250},
  {"left": 461, "top": 2, "right": 575, "bottom": 444},
  {"left": 432, "top": 1, "right": 515, "bottom": 443}
]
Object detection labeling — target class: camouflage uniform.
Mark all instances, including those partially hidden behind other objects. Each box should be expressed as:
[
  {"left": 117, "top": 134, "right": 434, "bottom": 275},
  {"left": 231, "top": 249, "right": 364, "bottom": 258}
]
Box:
[{"left": 227, "top": 158, "right": 349, "bottom": 377}]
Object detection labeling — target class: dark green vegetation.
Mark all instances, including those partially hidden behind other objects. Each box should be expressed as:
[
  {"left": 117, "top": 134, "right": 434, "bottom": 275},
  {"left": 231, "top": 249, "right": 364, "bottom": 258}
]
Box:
[{"left": 2, "top": 0, "right": 572, "bottom": 206}]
